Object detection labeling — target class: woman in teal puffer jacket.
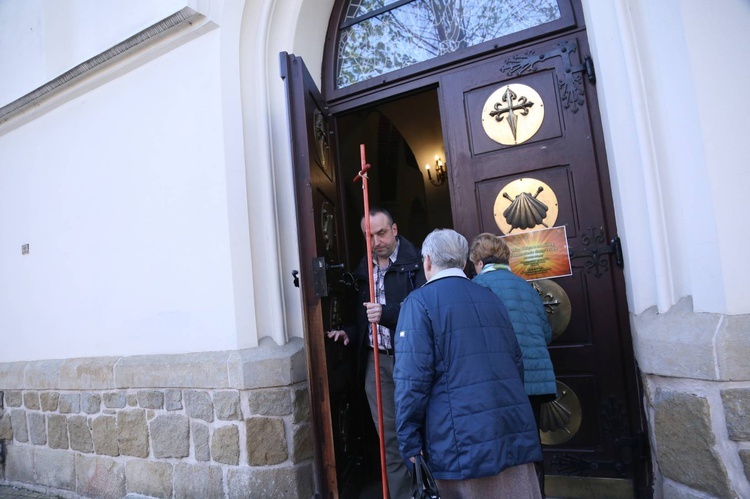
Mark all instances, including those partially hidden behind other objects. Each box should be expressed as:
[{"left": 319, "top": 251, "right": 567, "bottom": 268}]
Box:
[{"left": 470, "top": 233, "right": 557, "bottom": 497}]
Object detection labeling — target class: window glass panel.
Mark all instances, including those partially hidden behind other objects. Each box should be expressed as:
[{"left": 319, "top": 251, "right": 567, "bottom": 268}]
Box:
[
  {"left": 337, "top": 0, "right": 561, "bottom": 88},
  {"left": 344, "top": 0, "right": 405, "bottom": 21}
]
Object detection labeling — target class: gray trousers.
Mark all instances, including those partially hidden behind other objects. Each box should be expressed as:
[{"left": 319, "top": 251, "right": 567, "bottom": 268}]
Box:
[
  {"left": 436, "top": 463, "right": 542, "bottom": 499},
  {"left": 366, "top": 351, "right": 413, "bottom": 499}
]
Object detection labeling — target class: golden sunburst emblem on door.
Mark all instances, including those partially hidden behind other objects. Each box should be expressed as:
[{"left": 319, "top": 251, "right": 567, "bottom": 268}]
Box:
[
  {"left": 494, "top": 178, "right": 558, "bottom": 234},
  {"left": 482, "top": 83, "right": 544, "bottom": 145}
]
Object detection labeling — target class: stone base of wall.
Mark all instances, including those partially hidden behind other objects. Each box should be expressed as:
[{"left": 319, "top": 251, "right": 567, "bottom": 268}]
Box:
[
  {"left": 0, "top": 337, "right": 314, "bottom": 499},
  {"left": 633, "top": 297, "right": 750, "bottom": 498}
]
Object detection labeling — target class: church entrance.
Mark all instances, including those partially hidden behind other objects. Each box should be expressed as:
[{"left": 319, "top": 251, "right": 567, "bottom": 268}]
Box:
[{"left": 282, "top": 1, "right": 651, "bottom": 497}]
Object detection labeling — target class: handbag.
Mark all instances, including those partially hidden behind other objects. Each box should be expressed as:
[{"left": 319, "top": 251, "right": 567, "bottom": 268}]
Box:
[{"left": 412, "top": 454, "right": 441, "bottom": 499}]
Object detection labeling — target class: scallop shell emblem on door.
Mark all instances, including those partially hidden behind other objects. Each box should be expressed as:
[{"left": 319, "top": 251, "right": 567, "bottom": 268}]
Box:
[
  {"left": 494, "top": 178, "right": 559, "bottom": 234},
  {"left": 540, "top": 381, "right": 582, "bottom": 445}
]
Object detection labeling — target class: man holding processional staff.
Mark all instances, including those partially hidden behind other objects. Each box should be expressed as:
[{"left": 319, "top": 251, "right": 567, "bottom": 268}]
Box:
[{"left": 326, "top": 146, "right": 425, "bottom": 499}]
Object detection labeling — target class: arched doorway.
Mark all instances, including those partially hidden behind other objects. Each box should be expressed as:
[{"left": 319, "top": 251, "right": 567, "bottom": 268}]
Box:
[{"left": 284, "top": 1, "right": 651, "bottom": 497}]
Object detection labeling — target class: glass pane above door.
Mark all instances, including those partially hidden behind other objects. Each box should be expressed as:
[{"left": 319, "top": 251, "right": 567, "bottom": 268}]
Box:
[{"left": 337, "top": 0, "right": 561, "bottom": 88}]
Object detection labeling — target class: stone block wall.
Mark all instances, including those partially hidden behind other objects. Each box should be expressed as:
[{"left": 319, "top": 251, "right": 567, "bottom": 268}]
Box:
[
  {"left": 0, "top": 337, "right": 315, "bottom": 498},
  {"left": 633, "top": 297, "right": 750, "bottom": 498}
]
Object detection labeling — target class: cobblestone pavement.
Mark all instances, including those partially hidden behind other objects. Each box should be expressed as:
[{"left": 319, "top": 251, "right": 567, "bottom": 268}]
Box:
[{"left": 0, "top": 485, "right": 60, "bottom": 498}]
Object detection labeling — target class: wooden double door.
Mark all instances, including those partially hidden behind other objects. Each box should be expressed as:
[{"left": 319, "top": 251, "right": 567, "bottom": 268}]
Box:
[{"left": 283, "top": 24, "right": 651, "bottom": 499}]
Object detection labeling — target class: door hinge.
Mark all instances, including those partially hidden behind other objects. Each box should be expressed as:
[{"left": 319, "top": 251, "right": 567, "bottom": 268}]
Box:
[
  {"left": 571, "top": 55, "right": 596, "bottom": 83},
  {"left": 569, "top": 227, "right": 624, "bottom": 278},
  {"left": 611, "top": 236, "right": 624, "bottom": 267}
]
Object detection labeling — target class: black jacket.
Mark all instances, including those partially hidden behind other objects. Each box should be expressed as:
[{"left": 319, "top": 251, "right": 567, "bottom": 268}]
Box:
[{"left": 349, "top": 235, "right": 426, "bottom": 381}]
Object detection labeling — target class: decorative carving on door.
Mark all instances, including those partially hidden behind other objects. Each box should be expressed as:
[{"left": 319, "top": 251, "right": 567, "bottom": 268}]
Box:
[
  {"left": 494, "top": 178, "right": 559, "bottom": 234},
  {"left": 540, "top": 380, "right": 582, "bottom": 445},
  {"left": 314, "top": 109, "right": 332, "bottom": 179},
  {"left": 321, "top": 202, "right": 335, "bottom": 252},
  {"left": 482, "top": 83, "right": 544, "bottom": 145},
  {"left": 569, "top": 226, "right": 624, "bottom": 278},
  {"left": 499, "top": 40, "right": 594, "bottom": 113},
  {"left": 532, "top": 279, "right": 571, "bottom": 340}
]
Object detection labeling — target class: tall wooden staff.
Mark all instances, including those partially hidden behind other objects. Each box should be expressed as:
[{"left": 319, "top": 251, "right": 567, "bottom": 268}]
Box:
[{"left": 353, "top": 144, "right": 388, "bottom": 499}]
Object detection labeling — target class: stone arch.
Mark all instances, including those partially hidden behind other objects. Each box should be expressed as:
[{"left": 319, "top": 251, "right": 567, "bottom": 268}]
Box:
[{"left": 231, "top": 0, "right": 334, "bottom": 346}]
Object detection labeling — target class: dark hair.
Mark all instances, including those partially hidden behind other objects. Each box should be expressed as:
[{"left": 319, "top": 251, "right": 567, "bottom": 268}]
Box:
[{"left": 366, "top": 206, "right": 394, "bottom": 225}]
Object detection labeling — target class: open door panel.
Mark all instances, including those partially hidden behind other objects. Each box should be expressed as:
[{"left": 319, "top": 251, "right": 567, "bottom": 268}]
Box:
[
  {"left": 281, "top": 51, "right": 338, "bottom": 497},
  {"left": 281, "top": 52, "right": 370, "bottom": 499}
]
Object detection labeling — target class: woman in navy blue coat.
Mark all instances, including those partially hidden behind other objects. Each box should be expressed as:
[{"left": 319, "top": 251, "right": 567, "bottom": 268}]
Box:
[{"left": 394, "top": 229, "right": 542, "bottom": 498}]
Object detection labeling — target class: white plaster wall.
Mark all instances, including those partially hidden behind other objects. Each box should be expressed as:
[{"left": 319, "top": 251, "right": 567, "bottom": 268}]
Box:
[
  {"left": 0, "top": 28, "right": 238, "bottom": 361},
  {"left": 260, "top": 0, "right": 336, "bottom": 342},
  {"left": 580, "top": 0, "right": 660, "bottom": 315},
  {"left": 583, "top": 0, "right": 750, "bottom": 316},
  {"left": 679, "top": 0, "right": 750, "bottom": 315},
  {"left": 625, "top": 0, "right": 705, "bottom": 308},
  {"left": 216, "top": 0, "right": 257, "bottom": 350},
  {"left": 0, "top": 0, "right": 189, "bottom": 107}
]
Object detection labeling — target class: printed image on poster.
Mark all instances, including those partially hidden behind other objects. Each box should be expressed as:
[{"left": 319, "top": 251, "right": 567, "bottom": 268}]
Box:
[{"left": 500, "top": 226, "right": 572, "bottom": 281}]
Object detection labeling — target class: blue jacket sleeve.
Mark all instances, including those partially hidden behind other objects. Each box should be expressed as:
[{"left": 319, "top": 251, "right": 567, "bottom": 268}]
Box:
[{"left": 393, "top": 294, "right": 435, "bottom": 461}]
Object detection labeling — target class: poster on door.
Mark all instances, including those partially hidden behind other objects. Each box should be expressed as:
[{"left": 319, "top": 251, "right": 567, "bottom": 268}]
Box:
[{"left": 500, "top": 226, "right": 572, "bottom": 281}]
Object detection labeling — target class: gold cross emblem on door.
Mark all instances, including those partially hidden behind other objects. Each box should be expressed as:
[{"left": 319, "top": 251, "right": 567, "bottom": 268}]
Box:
[{"left": 482, "top": 83, "right": 545, "bottom": 145}]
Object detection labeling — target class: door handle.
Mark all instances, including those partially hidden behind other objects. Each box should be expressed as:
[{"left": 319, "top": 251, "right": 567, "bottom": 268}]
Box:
[{"left": 312, "top": 258, "right": 348, "bottom": 297}]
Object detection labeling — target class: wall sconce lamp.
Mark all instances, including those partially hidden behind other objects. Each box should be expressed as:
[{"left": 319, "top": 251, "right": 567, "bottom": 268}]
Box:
[{"left": 425, "top": 155, "right": 447, "bottom": 186}]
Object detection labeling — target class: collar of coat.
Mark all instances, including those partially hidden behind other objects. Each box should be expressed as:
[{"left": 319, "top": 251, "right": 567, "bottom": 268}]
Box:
[
  {"left": 479, "top": 263, "right": 511, "bottom": 274},
  {"left": 354, "top": 235, "right": 421, "bottom": 279},
  {"left": 427, "top": 267, "right": 468, "bottom": 283}
]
